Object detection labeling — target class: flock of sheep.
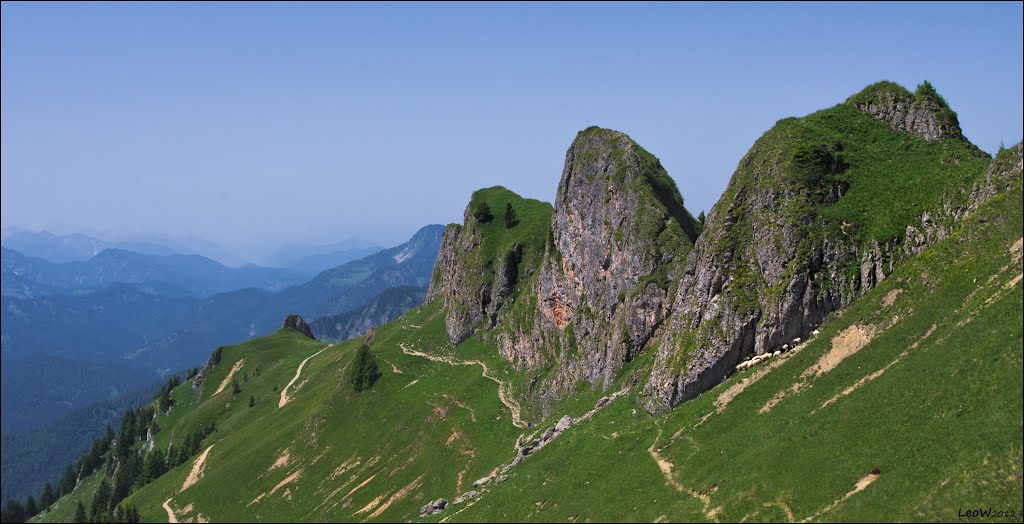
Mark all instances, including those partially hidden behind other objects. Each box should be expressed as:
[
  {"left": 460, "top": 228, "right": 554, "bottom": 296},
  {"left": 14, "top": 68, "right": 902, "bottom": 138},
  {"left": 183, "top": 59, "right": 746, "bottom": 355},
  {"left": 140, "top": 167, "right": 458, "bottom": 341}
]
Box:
[{"left": 734, "top": 329, "right": 821, "bottom": 372}]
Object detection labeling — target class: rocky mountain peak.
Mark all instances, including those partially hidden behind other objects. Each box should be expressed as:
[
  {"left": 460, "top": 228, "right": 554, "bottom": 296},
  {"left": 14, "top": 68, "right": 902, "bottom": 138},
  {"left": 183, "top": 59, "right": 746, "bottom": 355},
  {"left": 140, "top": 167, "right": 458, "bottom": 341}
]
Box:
[
  {"left": 521, "top": 127, "right": 700, "bottom": 392},
  {"left": 394, "top": 225, "right": 445, "bottom": 264},
  {"left": 846, "top": 80, "right": 963, "bottom": 142}
]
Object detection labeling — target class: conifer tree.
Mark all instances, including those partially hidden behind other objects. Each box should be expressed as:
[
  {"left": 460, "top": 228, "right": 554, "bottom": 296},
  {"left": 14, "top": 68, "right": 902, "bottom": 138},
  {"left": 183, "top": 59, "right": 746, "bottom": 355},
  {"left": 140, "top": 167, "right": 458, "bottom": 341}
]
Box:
[
  {"left": 473, "top": 201, "right": 493, "bottom": 222},
  {"left": 58, "top": 464, "right": 77, "bottom": 496},
  {"left": 40, "top": 482, "right": 56, "bottom": 510},
  {"left": 349, "top": 344, "right": 381, "bottom": 392},
  {"left": 504, "top": 202, "right": 519, "bottom": 228},
  {"left": 2, "top": 499, "right": 26, "bottom": 523}
]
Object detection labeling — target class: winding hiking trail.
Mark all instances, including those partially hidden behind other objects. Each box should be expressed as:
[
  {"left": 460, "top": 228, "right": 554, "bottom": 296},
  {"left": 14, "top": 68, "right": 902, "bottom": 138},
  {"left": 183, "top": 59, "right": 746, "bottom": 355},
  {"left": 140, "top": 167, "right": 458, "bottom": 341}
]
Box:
[
  {"left": 162, "top": 499, "right": 178, "bottom": 523},
  {"left": 400, "top": 343, "right": 526, "bottom": 428},
  {"left": 279, "top": 344, "right": 333, "bottom": 408}
]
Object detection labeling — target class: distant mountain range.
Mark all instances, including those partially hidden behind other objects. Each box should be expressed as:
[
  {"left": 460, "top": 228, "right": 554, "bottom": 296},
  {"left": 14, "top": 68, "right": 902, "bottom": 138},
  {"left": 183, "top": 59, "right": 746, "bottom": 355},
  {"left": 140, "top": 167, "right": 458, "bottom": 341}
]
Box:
[
  {"left": 1, "top": 230, "right": 178, "bottom": 263},
  {"left": 1, "top": 229, "right": 386, "bottom": 275},
  {"left": 1, "top": 247, "right": 309, "bottom": 299}
]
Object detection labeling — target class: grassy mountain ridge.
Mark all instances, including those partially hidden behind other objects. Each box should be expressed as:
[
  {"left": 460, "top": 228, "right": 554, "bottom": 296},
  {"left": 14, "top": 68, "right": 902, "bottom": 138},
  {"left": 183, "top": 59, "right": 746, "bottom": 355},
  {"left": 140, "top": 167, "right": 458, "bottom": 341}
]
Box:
[
  {"left": 30, "top": 169, "right": 1020, "bottom": 521},
  {"left": 19, "top": 83, "right": 1023, "bottom": 523}
]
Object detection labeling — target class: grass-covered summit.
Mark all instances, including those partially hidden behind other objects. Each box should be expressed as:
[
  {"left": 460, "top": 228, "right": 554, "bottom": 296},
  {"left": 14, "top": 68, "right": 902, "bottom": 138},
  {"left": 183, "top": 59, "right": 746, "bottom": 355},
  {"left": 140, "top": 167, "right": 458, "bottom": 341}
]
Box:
[{"left": 647, "top": 80, "right": 999, "bottom": 409}]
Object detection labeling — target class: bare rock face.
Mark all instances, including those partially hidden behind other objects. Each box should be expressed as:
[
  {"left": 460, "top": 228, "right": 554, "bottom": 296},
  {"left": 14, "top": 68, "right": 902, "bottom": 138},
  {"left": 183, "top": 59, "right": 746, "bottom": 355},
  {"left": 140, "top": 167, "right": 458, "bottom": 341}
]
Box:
[
  {"left": 426, "top": 222, "right": 477, "bottom": 345},
  {"left": 282, "top": 314, "right": 315, "bottom": 340},
  {"left": 847, "top": 80, "right": 962, "bottom": 142},
  {"left": 644, "top": 137, "right": 853, "bottom": 410},
  {"left": 521, "top": 127, "right": 699, "bottom": 394}
]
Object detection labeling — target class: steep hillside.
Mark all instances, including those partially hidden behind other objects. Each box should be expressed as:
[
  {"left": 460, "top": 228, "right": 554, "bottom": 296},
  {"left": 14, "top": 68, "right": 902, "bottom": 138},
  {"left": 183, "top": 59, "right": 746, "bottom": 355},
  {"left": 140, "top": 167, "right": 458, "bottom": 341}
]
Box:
[
  {"left": 1, "top": 379, "right": 162, "bottom": 504},
  {"left": 646, "top": 82, "right": 996, "bottom": 410},
  {"left": 0, "top": 355, "right": 160, "bottom": 432}
]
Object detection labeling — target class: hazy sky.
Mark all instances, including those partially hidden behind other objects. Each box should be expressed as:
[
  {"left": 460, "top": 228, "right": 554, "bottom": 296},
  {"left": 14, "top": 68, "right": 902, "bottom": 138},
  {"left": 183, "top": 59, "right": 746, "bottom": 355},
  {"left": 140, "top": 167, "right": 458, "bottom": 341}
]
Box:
[{"left": 2, "top": 2, "right": 1022, "bottom": 263}]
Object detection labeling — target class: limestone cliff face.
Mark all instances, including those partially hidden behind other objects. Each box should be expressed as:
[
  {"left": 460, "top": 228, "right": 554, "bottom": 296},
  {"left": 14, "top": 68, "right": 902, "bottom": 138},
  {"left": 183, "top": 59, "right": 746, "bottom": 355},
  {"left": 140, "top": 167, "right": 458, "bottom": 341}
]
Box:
[
  {"left": 428, "top": 215, "right": 483, "bottom": 343},
  {"left": 643, "top": 133, "right": 853, "bottom": 410},
  {"left": 511, "top": 128, "right": 699, "bottom": 393},
  {"left": 643, "top": 84, "right": 1017, "bottom": 412}
]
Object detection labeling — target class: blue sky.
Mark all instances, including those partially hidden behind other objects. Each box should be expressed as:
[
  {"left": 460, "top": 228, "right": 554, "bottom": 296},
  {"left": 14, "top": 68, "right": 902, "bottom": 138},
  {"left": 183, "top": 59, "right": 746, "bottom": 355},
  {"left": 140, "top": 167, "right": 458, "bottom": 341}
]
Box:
[{"left": 2, "top": 2, "right": 1022, "bottom": 263}]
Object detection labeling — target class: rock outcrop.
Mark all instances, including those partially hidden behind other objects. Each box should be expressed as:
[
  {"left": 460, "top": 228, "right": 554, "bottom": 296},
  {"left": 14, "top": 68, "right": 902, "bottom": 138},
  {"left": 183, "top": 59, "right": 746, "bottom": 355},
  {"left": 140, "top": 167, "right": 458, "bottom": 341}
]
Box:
[
  {"left": 847, "top": 80, "right": 962, "bottom": 142},
  {"left": 282, "top": 314, "right": 315, "bottom": 339},
  {"left": 427, "top": 221, "right": 478, "bottom": 346},
  {"left": 419, "top": 498, "right": 448, "bottom": 516},
  {"left": 191, "top": 346, "right": 225, "bottom": 401}
]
